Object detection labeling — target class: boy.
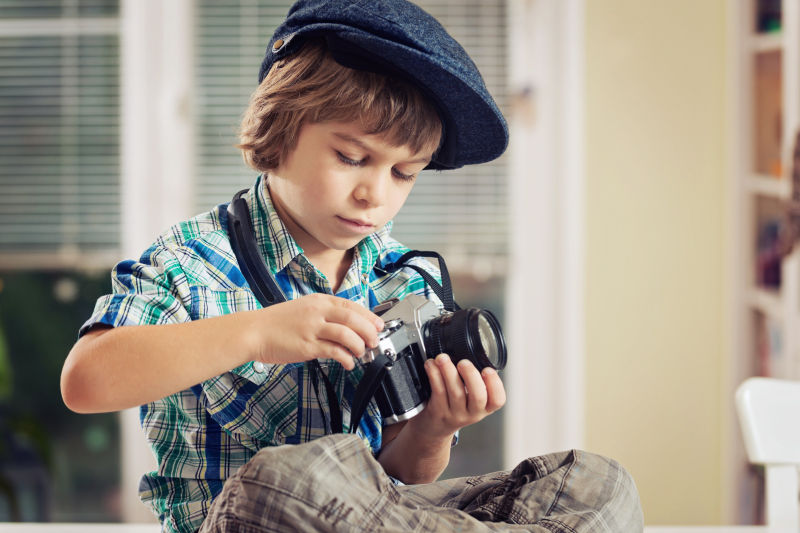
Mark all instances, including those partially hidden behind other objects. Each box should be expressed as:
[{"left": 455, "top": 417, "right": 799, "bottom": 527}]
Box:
[{"left": 61, "top": 1, "right": 643, "bottom": 531}]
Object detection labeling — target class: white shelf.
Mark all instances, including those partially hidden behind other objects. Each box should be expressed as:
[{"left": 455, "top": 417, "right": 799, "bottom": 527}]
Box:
[
  {"left": 747, "top": 287, "right": 783, "bottom": 319},
  {"left": 727, "top": 0, "right": 800, "bottom": 523},
  {"left": 750, "top": 31, "right": 783, "bottom": 52},
  {"left": 745, "top": 174, "right": 791, "bottom": 198}
]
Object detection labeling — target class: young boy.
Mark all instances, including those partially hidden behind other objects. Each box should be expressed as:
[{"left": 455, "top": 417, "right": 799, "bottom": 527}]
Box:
[{"left": 61, "top": 1, "right": 643, "bottom": 532}]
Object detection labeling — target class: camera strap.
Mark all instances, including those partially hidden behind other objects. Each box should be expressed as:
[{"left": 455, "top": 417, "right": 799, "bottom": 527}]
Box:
[
  {"left": 375, "top": 250, "right": 459, "bottom": 312},
  {"left": 227, "top": 189, "right": 343, "bottom": 435},
  {"left": 348, "top": 351, "right": 391, "bottom": 435}
]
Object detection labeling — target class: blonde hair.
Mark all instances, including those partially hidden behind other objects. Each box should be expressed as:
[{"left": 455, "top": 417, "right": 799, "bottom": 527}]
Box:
[{"left": 238, "top": 40, "right": 443, "bottom": 172}]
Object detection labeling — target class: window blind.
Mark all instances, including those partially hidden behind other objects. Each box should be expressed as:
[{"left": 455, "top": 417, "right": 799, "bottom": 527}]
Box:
[
  {"left": 194, "top": 1, "right": 293, "bottom": 210},
  {"left": 0, "top": 1, "right": 120, "bottom": 266},
  {"left": 193, "top": 0, "right": 508, "bottom": 265}
]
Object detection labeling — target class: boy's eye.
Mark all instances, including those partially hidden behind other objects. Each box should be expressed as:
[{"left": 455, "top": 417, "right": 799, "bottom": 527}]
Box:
[
  {"left": 336, "top": 151, "right": 364, "bottom": 167},
  {"left": 392, "top": 168, "right": 416, "bottom": 182},
  {"left": 336, "top": 150, "right": 416, "bottom": 182}
]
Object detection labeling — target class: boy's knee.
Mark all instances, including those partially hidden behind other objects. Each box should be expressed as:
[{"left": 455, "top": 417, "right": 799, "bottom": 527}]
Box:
[
  {"left": 203, "top": 435, "right": 393, "bottom": 532},
  {"left": 507, "top": 449, "right": 642, "bottom": 531},
  {"left": 570, "top": 450, "right": 644, "bottom": 530}
]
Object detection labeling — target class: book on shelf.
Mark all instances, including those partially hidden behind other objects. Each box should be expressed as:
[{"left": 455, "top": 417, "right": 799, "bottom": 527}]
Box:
[{"left": 756, "top": 218, "right": 783, "bottom": 289}]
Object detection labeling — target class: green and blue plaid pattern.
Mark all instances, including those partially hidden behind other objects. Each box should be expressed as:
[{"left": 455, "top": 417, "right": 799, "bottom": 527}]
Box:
[{"left": 81, "top": 175, "right": 443, "bottom": 533}]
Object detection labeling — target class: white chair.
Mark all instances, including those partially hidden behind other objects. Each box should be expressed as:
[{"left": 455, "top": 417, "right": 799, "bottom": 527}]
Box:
[{"left": 736, "top": 377, "right": 800, "bottom": 530}]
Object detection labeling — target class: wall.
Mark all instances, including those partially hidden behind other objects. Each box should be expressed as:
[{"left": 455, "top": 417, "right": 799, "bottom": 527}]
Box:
[{"left": 584, "top": 0, "right": 728, "bottom": 524}]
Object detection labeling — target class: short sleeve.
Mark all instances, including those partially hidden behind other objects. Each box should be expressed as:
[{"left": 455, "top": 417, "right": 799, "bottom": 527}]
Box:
[{"left": 80, "top": 244, "right": 193, "bottom": 336}]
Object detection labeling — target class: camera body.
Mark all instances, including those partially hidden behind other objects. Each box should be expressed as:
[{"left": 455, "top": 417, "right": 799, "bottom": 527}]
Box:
[{"left": 358, "top": 294, "right": 506, "bottom": 425}]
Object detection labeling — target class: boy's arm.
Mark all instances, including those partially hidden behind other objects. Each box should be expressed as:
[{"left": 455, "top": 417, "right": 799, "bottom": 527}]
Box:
[
  {"left": 63, "top": 312, "right": 260, "bottom": 413},
  {"left": 377, "top": 354, "right": 505, "bottom": 484},
  {"left": 61, "top": 294, "right": 383, "bottom": 414}
]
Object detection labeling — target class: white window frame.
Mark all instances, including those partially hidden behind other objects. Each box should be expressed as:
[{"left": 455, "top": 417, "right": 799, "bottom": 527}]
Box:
[
  {"left": 504, "top": 0, "right": 586, "bottom": 466},
  {"left": 119, "top": 0, "right": 195, "bottom": 523}
]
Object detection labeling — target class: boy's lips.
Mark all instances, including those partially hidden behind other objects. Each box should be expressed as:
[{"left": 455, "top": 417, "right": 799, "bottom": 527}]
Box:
[{"left": 336, "top": 215, "right": 376, "bottom": 234}]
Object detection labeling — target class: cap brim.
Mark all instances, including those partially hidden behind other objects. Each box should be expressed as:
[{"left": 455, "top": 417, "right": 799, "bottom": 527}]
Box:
[{"left": 262, "top": 25, "right": 508, "bottom": 170}]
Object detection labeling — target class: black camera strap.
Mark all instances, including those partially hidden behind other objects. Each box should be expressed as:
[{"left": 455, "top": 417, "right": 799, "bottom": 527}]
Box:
[
  {"left": 348, "top": 351, "right": 391, "bottom": 435},
  {"left": 227, "top": 189, "right": 284, "bottom": 306},
  {"left": 226, "top": 188, "right": 457, "bottom": 436},
  {"left": 227, "top": 189, "right": 342, "bottom": 435},
  {"left": 375, "top": 250, "right": 459, "bottom": 313}
]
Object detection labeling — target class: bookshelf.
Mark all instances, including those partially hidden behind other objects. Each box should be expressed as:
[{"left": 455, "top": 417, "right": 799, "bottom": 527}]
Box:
[{"left": 728, "top": 0, "right": 800, "bottom": 524}]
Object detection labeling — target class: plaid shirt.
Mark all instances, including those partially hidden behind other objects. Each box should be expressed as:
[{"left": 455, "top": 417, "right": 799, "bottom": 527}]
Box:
[{"left": 81, "top": 175, "right": 443, "bottom": 533}]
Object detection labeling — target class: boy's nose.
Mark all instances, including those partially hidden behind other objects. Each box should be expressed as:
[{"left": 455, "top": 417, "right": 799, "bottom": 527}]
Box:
[{"left": 353, "top": 170, "right": 388, "bottom": 207}]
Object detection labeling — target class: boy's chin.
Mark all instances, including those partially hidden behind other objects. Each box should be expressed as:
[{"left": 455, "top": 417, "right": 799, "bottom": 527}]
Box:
[
  {"left": 336, "top": 238, "right": 367, "bottom": 251},
  {"left": 317, "top": 236, "right": 364, "bottom": 253}
]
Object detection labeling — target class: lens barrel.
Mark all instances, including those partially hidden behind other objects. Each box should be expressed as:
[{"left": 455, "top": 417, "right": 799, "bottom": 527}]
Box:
[{"left": 423, "top": 308, "right": 506, "bottom": 370}]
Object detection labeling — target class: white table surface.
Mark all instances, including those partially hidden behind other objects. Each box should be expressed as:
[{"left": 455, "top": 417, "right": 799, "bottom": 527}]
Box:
[
  {"left": 644, "top": 526, "right": 772, "bottom": 533},
  {"left": 0, "top": 525, "right": 159, "bottom": 532}
]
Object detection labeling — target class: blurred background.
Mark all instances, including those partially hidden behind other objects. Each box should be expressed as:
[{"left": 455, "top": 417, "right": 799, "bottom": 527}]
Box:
[{"left": 0, "top": 0, "right": 797, "bottom": 527}]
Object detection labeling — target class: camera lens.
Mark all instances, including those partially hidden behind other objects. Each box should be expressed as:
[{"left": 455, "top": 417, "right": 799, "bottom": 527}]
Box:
[
  {"left": 476, "top": 312, "right": 504, "bottom": 369},
  {"left": 423, "top": 308, "right": 506, "bottom": 371}
]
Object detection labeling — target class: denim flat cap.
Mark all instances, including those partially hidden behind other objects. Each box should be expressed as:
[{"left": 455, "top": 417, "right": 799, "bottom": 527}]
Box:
[{"left": 259, "top": 0, "right": 508, "bottom": 170}]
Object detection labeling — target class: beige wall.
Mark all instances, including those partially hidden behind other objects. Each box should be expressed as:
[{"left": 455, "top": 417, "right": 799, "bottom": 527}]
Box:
[{"left": 584, "top": 0, "right": 728, "bottom": 525}]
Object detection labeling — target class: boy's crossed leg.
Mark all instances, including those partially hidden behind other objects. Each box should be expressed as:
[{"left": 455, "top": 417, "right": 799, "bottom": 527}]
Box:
[{"left": 199, "top": 434, "right": 643, "bottom": 532}]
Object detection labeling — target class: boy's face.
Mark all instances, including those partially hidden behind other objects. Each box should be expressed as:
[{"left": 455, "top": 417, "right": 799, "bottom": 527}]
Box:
[{"left": 268, "top": 121, "right": 434, "bottom": 261}]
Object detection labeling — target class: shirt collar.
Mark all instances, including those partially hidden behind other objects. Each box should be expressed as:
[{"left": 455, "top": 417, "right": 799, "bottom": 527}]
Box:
[
  {"left": 246, "top": 174, "right": 394, "bottom": 279},
  {"left": 244, "top": 174, "right": 302, "bottom": 274}
]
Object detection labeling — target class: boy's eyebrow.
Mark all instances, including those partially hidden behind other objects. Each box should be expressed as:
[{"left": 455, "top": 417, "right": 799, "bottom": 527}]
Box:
[{"left": 332, "top": 131, "right": 432, "bottom": 165}]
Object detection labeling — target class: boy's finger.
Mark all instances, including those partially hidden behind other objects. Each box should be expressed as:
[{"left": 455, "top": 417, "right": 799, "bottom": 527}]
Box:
[
  {"left": 457, "top": 359, "right": 487, "bottom": 413},
  {"left": 319, "top": 341, "right": 356, "bottom": 371},
  {"left": 319, "top": 323, "right": 366, "bottom": 358},
  {"left": 424, "top": 358, "right": 448, "bottom": 410},
  {"left": 335, "top": 296, "right": 384, "bottom": 331},
  {"left": 326, "top": 306, "right": 381, "bottom": 349},
  {"left": 435, "top": 353, "right": 465, "bottom": 410},
  {"left": 481, "top": 367, "right": 506, "bottom": 412}
]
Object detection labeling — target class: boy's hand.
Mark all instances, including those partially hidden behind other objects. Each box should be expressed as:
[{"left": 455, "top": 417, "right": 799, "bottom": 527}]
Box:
[
  {"left": 253, "top": 294, "right": 384, "bottom": 370},
  {"left": 407, "top": 353, "right": 506, "bottom": 439}
]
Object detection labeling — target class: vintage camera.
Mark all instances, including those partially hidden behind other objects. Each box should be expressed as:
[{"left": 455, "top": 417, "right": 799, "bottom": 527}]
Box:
[{"left": 358, "top": 294, "right": 506, "bottom": 425}]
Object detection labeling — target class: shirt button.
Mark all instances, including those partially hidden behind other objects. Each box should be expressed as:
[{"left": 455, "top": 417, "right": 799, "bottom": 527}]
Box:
[
  {"left": 361, "top": 273, "right": 369, "bottom": 284},
  {"left": 253, "top": 361, "right": 265, "bottom": 373}
]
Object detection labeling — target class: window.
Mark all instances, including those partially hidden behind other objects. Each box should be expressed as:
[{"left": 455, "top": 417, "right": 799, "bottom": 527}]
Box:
[
  {"left": 0, "top": 270, "right": 121, "bottom": 522},
  {"left": 0, "top": 1, "right": 122, "bottom": 522},
  {"left": 0, "top": 0, "right": 121, "bottom": 269}
]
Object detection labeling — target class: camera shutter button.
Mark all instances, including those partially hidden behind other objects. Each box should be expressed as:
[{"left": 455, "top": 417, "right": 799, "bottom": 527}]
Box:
[{"left": 384, "top": 319, "right": 403, "bottom": 332}]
